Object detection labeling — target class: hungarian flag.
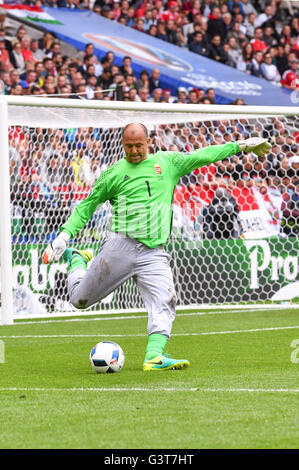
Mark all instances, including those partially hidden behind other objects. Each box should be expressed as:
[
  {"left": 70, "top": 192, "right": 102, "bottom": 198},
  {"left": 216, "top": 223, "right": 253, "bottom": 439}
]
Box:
[{"left": 1, "top": 4, "right": 63, "bottom": 25}]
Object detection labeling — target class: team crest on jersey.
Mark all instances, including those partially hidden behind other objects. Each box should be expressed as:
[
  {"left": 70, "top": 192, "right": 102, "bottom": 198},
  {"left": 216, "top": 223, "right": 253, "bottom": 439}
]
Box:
[{"left": 154, "top": 164, "right": 162, "bottom": 174}]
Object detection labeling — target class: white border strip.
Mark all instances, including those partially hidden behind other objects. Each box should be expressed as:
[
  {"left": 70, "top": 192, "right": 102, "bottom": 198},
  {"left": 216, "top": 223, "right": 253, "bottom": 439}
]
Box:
[{"left": 0, "top": 387, "right": 298, "bottom": 393}]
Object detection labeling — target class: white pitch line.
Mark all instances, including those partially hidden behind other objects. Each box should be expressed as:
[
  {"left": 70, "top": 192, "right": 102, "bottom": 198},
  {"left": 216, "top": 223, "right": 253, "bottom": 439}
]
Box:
[
  {"left": 0, "top": 387, "right": 298, "bottom": 393},
  {"left": 1, "top": 325, "right": 299, "bottom": 339},
  {"left": 10, "top": 307, "right": 293, "bottom": 326}
]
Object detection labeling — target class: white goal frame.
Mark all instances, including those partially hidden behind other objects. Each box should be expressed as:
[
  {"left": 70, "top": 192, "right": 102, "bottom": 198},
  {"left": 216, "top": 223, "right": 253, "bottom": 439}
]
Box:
[{"left": 1, "top": 95, "right": 298, "bottom": 325}]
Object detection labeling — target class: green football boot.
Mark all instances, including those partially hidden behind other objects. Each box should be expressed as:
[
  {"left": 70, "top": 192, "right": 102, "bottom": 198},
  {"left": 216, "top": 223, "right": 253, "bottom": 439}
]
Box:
[
  {"left": 143, "top": 355, "right": 190, "bottom": 371},
  {"left": 62, "top": 248, "right": 92, "bottom": 272}
]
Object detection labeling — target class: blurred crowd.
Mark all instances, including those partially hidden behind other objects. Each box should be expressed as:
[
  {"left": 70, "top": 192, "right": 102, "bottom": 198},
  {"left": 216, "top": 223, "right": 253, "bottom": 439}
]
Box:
[
  {"left": 9, "top": 115, "right": 299, "bottom": 241},
  {"left": 1, "top": 0, "right": 298, "bottom": 241},
  {"left": 0, "top": 0, "right": 299, "bottom": 103}
]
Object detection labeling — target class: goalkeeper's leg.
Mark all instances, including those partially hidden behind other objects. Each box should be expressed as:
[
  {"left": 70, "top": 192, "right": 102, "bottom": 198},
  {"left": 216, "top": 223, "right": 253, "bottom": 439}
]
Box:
[
  {"left": 64, "top": 234, "right": 190, "bottom": 370},
  {"left": 64, "top": 234, "right": 135, "bottom": 309},
  {"left": 135, "top": 247, "right": 190, "bottom": 371}
]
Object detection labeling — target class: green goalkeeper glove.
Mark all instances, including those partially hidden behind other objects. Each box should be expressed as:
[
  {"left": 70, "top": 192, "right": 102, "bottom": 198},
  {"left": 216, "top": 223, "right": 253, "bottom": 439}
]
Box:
[
  {"left": 42, "top": 232, "right": 70, "bottom": 264},
  {"left": 238, "top": 138, "right": 271, "bottom": 157}
]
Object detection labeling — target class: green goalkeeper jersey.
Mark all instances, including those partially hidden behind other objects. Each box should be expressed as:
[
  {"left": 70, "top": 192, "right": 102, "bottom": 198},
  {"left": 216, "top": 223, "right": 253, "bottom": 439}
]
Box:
[{"left": 61, "top": 142, "right": 240, "bottom": 248}]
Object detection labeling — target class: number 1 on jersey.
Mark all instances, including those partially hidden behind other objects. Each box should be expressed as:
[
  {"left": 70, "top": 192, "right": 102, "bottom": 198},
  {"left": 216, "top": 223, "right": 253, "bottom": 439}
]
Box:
[{"left": 145, "top": 180, "right": 151, "bottom": 197}]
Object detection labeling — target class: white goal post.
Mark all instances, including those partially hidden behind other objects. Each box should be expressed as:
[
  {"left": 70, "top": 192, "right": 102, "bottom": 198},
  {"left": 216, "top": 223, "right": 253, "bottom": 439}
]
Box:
[{"left": 1, "top": 95, "right": 298, "bottom": 324}]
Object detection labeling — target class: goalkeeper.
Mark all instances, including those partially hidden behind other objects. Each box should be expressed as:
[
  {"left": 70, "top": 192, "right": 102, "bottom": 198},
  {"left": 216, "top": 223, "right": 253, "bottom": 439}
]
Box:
[{"left": 43, "top": 122, "right": 271, "bottom": 371}]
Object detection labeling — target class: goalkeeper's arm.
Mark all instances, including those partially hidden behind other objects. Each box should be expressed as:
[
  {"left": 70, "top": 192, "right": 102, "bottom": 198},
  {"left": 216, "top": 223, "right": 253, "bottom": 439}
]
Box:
[
  {"left": 43, "top": 171, "right": 111, "bottom": 264},
  {"left": 169, "top": 138, "right": 271, "bottom": 179}
]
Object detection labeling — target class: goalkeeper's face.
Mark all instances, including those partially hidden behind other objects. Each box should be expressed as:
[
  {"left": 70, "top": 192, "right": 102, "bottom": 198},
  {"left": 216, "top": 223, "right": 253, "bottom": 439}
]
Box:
[{"left": 122, "top": 125, "right": 150, "bottom": 164}]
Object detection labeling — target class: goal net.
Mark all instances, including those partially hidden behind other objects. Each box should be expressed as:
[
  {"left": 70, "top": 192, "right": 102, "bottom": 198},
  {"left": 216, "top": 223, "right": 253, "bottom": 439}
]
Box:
[{"left": 1, "top": 97, "right": 298, "bottom": 323}]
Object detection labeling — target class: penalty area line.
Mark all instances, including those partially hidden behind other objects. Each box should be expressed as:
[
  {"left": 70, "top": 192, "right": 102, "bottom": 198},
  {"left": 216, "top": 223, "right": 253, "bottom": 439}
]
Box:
[
  {"left": 0, "top": 387, "right": 298, "bottom": 393},
  {"left": 1, "top": 325, "right": 299, "bottom": 339}
]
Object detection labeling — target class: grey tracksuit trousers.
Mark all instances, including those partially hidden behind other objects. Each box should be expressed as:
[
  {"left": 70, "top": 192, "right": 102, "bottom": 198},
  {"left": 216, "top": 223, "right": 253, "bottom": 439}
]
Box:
[{"left": 68, "top": 232, "right": 177, "bottom": 338}]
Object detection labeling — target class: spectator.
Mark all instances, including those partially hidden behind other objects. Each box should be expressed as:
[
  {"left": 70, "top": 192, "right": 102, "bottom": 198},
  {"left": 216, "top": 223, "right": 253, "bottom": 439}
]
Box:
[
  {"left": 176, "top": 86, "right": 188, "bottom": 103},
  {"left": 0, "top": 7, "right": 15, "bottom": 36},
  {"left": 228, "top": 1, "right": 245, "bottom": 16},
  {"left": 207, "top": 6, "right": 227, "bottom": 42},
  {"left": 188, "top": 31, "right": 209, "bottom": 56},
  {"left": 263, "top": 25, "right": 277, "bottom": 48},
  {"left": 240, "top": 0, "right": 257, "bottom": 17},
  {"left": 125, "top": 6, "right": 137, "bottom": 27},
  {"left": 197, "top": 88, "right": 206, "bottom": 101},
  {"left": 222, "top": 12, "right": 233, "bottom": 33},
  {"left": 85, "top": 74, "right": 97, "bottom": 99},
  {"left": 138, "top": 87, "right": 150, "bottom": 102},
  {"left": 111, "top": 0, "right": 122, "bottom": 21},
  {"left": 281, "top": 58, "right": 299, "bottom": 89},
  {"left": 132, "top": 18, "right": 146, "bottom": 33},
  {"left": 43, "top": 57, "right": 56, "bottom": 76},
  {"left": 97, "top": 67, "right": 112, "bottom": 90},
  {"left": 275, "top": 44, "right": 289, "bottom": 76},
  {"left": 56, "top": 74, "right": 68, "bottom": 93},
  {"left": 161, "top": 88, "right": 175, "bottom": 103},
  {"left": 207, "top": 34, "right": 229, "bottom": 64},
  {"left": 123, "top": 72, "right": 136, "bottom": 92},
  {"left": 9, "top": 68, "right": 21, "bottom": 87},
  {"left": 0, "top": 28, "right": 12, "bottom": 53},
  {"left": 281, "top": 177, "right": 299, "bottom": 236},
  {"left": 149, "top": 68, "right": 162, "bottom": 93},
  {"left": 227, "top": 20, "right": 247, "bottom": 47},
  {"left": 202, "top": 188, "right": 242, "bottom": 239},
  {"left": 76, "top": 42, "right": 97, "bottom": 64},
  {"left": 247, "top": 50, "right": 264, "bottom": 77},
  {"left": 38, "top": 32, "right": 55, "bottom": 56},
  {"left": 188, "top": 89, "right": 199, "bottom": 104},
  {"left": 206, "top": 88, "right": 215, "bottom": 103},
  {"left": 156, "top": 21, "right": 168, "bottom": 41},
  {"left": 244, "top": 11, "right": 257, "bottom": 38},
  {"left": 162, "top": 0, "right": 181, "bottom": 23},
  {"left": 0, "top": 70, "right": 10, "bottom": 94},
  {"left": 149, "top": 87, "right": 163, "bottom": 102},
  {"left": 260, "top": 52, "right": 281, "bottom": 82},
  {"left": 182, "top": 12, "right": 203, "bottom": 42},
  {"left": 21, "top": 35, "right": 36, "bottom": 63},
  {"left": 144, "top": 9, "right": 155, "bottom": 31},
  {"left": 227, "top": 36, "right": 241, "bottom": 68},
  {"left": 136, "top": 69, "right": 150, "bottom": 92},
  {"left": 165, "top": 19, "right": 185, "bottom": 46},
  {"left": 148, "top": 24, "right": 158, "bottom": 38},
  {"left": 0, "top": 37, "right": 13, "bottom": 72},
  {"left": 20, "top": 69, "right": 38, "bottom": 90},
  {"left": 70, "top": 70, "right": 84, "bottom": 92},
  {"left": 42, "top": 153, "right": 65, "bottom": 188},
  {"left": 254, "top": 4, "right": 274, "bottom": 29},
  {"left": 10, "top": 82, "right": 23, "bottom": 95},
  {"left": 128, "top": 87, "right": 139, "bottom": 101},
  {"left": 30, "top": 39, "right": 45, "bottom": 62},
  {"left": 9, "top": 40, "right": 25, "bottom": 74},
  {"left": 49, "top": 41, "right": 62, "bottom": 59},
  {"left": 236, "top": 42, "right": 254, "bottom": 73},
  {"left": 250, "top": 27, "right": 268, "bottom": 52},
  {"left": 119, "top": 56, "right": 133, "bottom": 75}
]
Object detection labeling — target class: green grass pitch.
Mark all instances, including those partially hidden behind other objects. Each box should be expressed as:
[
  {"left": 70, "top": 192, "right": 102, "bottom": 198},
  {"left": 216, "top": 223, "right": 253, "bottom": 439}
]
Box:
[{"left": 0, "top": 306, "right": 299, "bottom": 449}]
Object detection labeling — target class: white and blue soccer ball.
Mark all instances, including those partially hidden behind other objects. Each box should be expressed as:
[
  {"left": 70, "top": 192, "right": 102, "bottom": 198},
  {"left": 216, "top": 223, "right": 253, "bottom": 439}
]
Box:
[{"left": 89, "top": 341, "right": 125, "bottom": 373}]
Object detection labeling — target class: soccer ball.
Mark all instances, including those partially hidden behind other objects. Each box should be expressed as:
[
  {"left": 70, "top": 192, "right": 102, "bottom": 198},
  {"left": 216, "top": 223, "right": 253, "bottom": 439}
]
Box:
[{"left": 89, "top": 341, "right": 125, "bottom": 373}]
